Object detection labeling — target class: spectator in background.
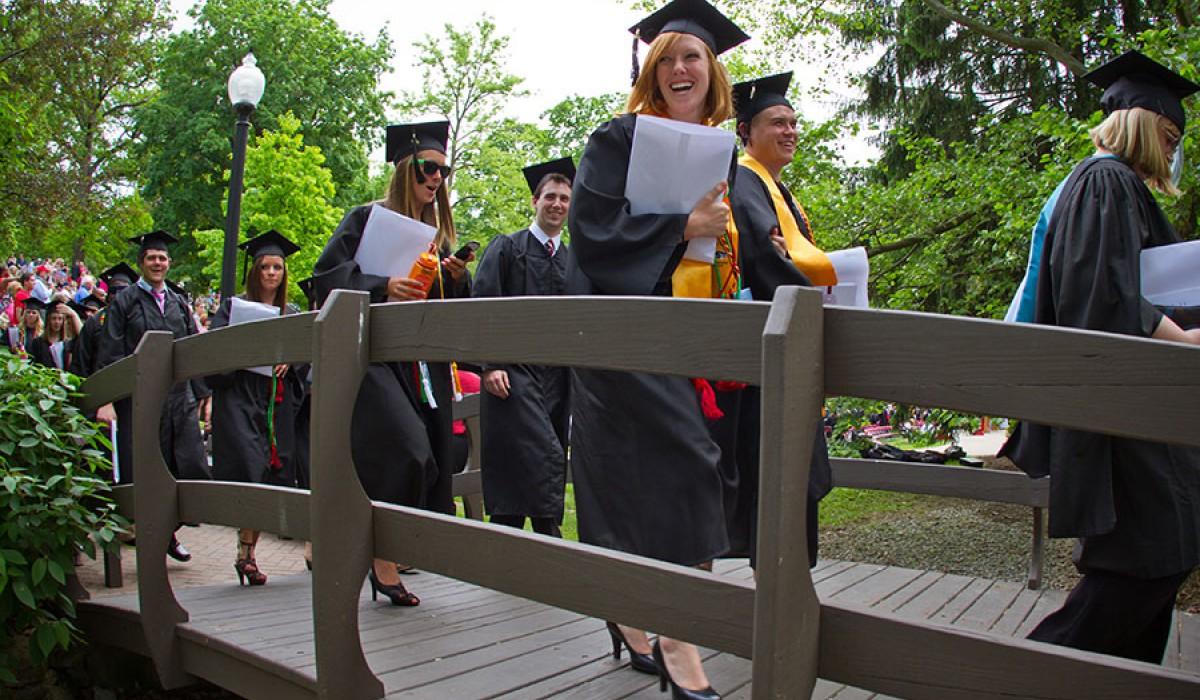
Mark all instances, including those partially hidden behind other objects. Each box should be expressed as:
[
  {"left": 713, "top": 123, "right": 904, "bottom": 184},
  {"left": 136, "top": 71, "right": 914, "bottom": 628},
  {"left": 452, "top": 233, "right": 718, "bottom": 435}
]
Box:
[
  {"left": 1, "top": 281, "right": 19, "bottom": 327},
  {"left": 74, "top": 275, "right": 96, "bottom": 303}
]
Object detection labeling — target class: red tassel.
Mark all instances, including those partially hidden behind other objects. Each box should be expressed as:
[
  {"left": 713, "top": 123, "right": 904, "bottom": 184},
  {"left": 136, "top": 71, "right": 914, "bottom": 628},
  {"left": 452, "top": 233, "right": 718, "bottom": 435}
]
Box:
[
  {"left": 712, "top": 380, "right": 747, "bottom": 392},
  {"left": 269, "top": 444, "right": 282, "bottom": 470},
  {"left": 692, "top": 378, "right": 724, "bottom": 421}
]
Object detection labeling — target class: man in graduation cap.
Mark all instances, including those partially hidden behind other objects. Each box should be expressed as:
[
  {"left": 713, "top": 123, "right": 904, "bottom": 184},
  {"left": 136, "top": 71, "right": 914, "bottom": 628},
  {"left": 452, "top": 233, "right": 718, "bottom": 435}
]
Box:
[
  {"left": 70, "top": 262, "right": 134, "bottom": 377},
  {"left": 96, "top": 231, "right": 210, "bottom": 562},
  {"left": 1001, "top": 51, "right": 1200, "bottom": 663},
  {"left": 472, "top": 158, "right": 575, "bottom": 538}
]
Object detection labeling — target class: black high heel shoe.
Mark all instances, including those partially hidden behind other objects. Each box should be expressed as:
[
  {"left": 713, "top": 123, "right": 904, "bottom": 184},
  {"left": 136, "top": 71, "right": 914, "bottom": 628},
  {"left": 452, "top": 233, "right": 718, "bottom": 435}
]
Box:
[
  {"left": 368, "top": 570, "right": 420, "bottom": 606},
  {"left": 652, "top": 640, "right": 720, "bottom": 700},
  {"left": 606, "top": 622, "right": 658, "bottom": 675}
]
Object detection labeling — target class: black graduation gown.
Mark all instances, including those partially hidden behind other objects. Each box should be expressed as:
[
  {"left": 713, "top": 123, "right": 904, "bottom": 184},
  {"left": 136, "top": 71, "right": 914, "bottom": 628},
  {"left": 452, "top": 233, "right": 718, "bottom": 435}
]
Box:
[
  {"left": 565, "top": 113, "right": 730, "bottom": 566},
  {"left": 27, "top": 336, "right": 67, "bottom": 370},
  {"left": 1001, "top": 156, "right": 1200, "bottom": 579},
  {"left": 312, "top": 204, "right": 469, "bottom": 515},
  {"left": 472, "top": 229, "right": 571, "bottom": 520},
  {"left": 96, "top": 283, "right": 211, "bottom": 484},
  {"left": 726, "top": 164, "right": 834, "bottom": 564},
  {"left": 206, "top": 298, "right": 306, "bottom": 488},
  {"left": 69, "top": 311, "right": 104, "bottom": 377}
]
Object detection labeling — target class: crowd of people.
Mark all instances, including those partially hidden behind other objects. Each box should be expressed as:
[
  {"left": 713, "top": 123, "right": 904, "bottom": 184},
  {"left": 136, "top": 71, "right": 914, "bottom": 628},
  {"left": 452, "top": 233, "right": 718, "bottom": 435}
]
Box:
[{"left": 5, "top": 0, "right": 1199, "bottom": 695}]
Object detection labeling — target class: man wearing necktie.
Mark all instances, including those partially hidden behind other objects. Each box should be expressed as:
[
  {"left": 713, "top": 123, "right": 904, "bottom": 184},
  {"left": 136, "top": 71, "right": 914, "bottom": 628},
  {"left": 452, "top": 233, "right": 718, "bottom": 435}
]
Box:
[
  {"left": 472, "top": 158, "right": 575, "bottom": 537},
  {"left": 96, "top": 231, "right": 211, "bottom": 562}
]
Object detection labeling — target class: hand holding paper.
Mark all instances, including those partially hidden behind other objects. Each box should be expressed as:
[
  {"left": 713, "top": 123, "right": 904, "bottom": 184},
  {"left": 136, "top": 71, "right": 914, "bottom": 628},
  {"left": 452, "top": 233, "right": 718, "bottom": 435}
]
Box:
[
  {"left": 227, "top": 297, "right": 281, "bottom": 376},
  {"left": 354, "top": 204, "right": 437, "bottom": 279},
  {"left": 821, "top": 247, "right": 871, "bottom": 308}
]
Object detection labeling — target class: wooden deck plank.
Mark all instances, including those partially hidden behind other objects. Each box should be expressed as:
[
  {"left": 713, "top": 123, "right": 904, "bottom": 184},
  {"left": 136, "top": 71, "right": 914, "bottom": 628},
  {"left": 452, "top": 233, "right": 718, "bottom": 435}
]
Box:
[
  {"left": 953, "top": 579, "right": 1023, "bottom": 632},
  {"left": 1014, "top": 588, "right": 1063, "bottom": 638},
  {"left": 926, "top": 576, "right": 992, "bottom": 626},
  {"left": 1165, "top": 611, "right": 1182, "bottom": 669},
  {"left": 871, "top": 569, "right": 945, "bottom": 614},
  {"left": 620, "top": 651, "right": 751, "bottom": 699},
  {"left": 990, "top": 586, "right": 1043, "bottom": 636},
  {"left": 1176, "top": 612, "right": 1200, "bottom": 672},
  {"left": 826, "top": 566, "right": 925, "bottom": 608},
  {"left": 814, "top": 563, "right": 887, "bottom": 597}
]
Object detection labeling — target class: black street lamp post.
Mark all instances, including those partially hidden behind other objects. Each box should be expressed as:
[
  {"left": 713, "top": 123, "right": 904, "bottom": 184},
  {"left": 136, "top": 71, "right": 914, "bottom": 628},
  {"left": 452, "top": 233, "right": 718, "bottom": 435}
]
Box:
[{"left": 220, "top": 53, "right": 265, "bottom": 301}]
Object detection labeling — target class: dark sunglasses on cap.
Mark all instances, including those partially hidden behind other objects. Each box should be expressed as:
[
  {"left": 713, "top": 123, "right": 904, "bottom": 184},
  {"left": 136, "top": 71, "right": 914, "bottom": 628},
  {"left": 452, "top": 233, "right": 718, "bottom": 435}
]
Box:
[{"left": 414, "top": 158, "right": 451, "bottom": 179}]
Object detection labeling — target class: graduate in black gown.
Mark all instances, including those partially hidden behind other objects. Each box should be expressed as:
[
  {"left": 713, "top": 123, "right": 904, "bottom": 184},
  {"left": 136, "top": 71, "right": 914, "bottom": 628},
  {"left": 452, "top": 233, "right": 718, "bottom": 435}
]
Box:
[
  {"left": 724, "top": 72, "right": 833, "bottom": 568},
  {"left": 1001, "top": 51, "right": 1200, "bottom": 664},
  {"left": 96, "top": 231, "right": 209, "bottom": 562},
  {"left": 564, "top": 1, "right": 749, "bottom": 695},
  {"left": 8, "top": 297, "right": 43, "bottom": 358},
  {"left": 474, "top": 158, "right": 574, "bottom": 537},
  {"left": 71, "top": 263, "right": 135, "bottom": 378},
  {"left": 312, "top": 120, "right": 474, "bottom": 606},
  {"left": 27, "top": 299, "right": 80, "bottom": 371},
  {"left": 207, "top": 231, "right": 306, "bottom": 586}
]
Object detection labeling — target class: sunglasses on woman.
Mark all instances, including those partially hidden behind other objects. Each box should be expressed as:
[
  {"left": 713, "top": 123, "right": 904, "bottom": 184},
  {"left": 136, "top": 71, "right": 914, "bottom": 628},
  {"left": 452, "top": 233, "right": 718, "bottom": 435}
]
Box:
[{"left": 414, "top": 158, "right": 452, "bottom": 179}]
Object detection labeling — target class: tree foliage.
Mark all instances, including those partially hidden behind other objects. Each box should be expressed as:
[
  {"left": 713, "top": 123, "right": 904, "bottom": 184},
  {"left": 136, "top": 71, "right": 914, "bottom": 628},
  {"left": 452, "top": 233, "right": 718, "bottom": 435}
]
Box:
[
  {"left": 136, "top": 0, "right": 391, "bottom": 262},
  {"left": 193, "top": 113, "right": 340, "bottom": 299}
]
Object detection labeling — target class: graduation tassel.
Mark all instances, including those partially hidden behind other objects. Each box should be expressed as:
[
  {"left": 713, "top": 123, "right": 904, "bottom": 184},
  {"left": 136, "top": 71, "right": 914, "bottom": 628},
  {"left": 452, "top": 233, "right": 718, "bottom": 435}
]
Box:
[
  {"left": 631, "top": 31, "right": 641, "bottom": 86},
  {"left": 691, "top": 378, "right": 724, "bottom": 421},
  {"left": 266, "top": 374, "right": 284, "bottom": 470},
  {"left": 451, "top": 361, "right": 464, "bottom": 401}
]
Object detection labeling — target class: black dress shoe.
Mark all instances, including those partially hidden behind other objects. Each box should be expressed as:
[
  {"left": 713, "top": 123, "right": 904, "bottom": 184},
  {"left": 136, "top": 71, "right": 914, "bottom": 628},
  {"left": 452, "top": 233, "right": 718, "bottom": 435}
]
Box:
[
  {"left": 167, "top": 536, "right": 191, "bottom": 562},
  {"left": 652, "top": 640, "right": 720, "bottom": 700},
  {"left": 606, "top": 622, "right": 658, "bottom": 675}
]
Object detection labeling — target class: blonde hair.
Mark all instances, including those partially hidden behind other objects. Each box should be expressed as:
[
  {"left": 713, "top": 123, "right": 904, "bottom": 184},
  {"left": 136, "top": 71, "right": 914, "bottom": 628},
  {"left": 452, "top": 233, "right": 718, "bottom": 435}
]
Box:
[
  {"left": 383, "top": 155, "right": 457, "bottom": 252},
  {"left": 22, "top": 307, "right": 43, "bottom": 338},
  {"left": 625, "top": 32, "right": 733, "bottom": 126},
  {"left": 1091, "top": 107, "right": 1181, "bottom": 195}
]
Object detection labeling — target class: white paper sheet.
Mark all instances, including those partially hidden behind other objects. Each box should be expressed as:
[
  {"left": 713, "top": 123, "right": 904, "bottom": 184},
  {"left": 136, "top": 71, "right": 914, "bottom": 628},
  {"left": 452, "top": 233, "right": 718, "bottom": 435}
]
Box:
[
  {"left": 1141, "top": 240, "right": 1200, "bottom": 306},
  {"left": 7, "top": 327, "right": 19, "bottom": 350},
  {"left": 821, "top": 247, "right": 870, "bottom": 308},
  {"left": 354, "top": 204, "right": 437, "bottom": 285},
  {"left": 228, "top": 297, "right": 280, "bottom": 376},
  {"left": 624, "top": 115, "right": 735, "bottom": 263},
  {"left": 50, "top": 341, "right": 65, "bottom": 369}
]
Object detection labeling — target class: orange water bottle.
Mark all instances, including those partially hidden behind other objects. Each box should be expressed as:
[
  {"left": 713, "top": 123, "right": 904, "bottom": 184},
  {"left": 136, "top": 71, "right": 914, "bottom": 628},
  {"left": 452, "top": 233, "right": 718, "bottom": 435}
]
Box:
[{"left": 408, "top": 252, "right": 439, "bottom": 295}]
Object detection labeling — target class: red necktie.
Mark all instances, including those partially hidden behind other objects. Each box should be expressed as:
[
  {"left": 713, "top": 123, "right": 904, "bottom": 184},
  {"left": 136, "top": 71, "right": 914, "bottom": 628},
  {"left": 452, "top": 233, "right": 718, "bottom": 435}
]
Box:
[{"left": 545, "top": 240, "right": 555, "bottom": 257}]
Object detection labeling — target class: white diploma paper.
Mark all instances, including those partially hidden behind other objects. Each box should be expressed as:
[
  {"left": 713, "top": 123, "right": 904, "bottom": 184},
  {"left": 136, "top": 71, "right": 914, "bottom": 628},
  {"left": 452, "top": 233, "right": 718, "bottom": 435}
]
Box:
[
  {"left": 228, "top": 297, "right": 281, "bottom": 376},
  {"left": 7, "top": 327, "right": 19, "bottom": 350},
  {"left": 1141, "top": 240, "right": 1200, "bottom": 306},
  {"left": 50, "top": 341, "right": 65, "bottom": 369},
  {"left": 624, "top": 115, "right": 736, "bottom": 264},
  {"left": 354, "top": 204, "right": 437, "bottom": 281},
  {"left": 821, "top": 247, "right": 871, "bottom": 308}
]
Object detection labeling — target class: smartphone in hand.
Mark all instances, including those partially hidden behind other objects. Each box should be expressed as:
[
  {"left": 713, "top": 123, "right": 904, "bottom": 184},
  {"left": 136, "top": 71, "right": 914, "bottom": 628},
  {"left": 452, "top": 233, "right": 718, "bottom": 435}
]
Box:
[{"left": 454, "top": 241, "right": 480, "bottom": 260}]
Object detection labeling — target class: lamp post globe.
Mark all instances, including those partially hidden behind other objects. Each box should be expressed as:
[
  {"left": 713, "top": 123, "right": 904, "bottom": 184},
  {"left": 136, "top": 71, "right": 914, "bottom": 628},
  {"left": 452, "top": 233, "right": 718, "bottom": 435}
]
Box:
[{"left": 220, "top": 53, "right": 266, "bottom": 300}]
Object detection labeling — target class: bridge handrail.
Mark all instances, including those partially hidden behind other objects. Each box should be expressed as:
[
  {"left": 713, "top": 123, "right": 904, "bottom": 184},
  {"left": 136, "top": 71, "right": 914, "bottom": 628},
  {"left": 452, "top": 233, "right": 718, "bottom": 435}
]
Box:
[{"left": 78, "top": 288, "right": 1200, "bottom": 699}]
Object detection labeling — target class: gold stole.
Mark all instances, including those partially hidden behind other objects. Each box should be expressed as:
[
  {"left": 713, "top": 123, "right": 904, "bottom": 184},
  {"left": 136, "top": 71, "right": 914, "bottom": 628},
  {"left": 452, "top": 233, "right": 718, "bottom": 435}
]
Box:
[
  {"left": 670, "top": 213, "right": 740, "bottom": 299},
  {"left": 738, "top": 154, "right": 838, "bottom": 286}
]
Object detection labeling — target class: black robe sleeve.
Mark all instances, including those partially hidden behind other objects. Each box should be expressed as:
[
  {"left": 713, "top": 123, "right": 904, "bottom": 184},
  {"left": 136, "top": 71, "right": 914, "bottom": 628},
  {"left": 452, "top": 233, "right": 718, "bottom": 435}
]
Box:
[
  {"left": 1042, "top": 163, "right": 1163, "bottom": 337},
  {"left": 69, "top": 314, "right": 101, "bottom": 377},
  {"left": 472, "top": 234, "right": 513, "bottom": 299},
  {"left": 568, "top": 114, "right": 690, "bottom": 296},
  {"left": 96, "top": 290, "right": 133, "bottom": 370},
  {"left": 27, "top": 336, "right": 54, "bottom": 369},
  {"left": 312, "top": 205, "right": 392, "bottom": 305},
  {"left": 203, "top": 298, "right": 237, "bottom": 390},
  {"left": 729, "top": 165, "right": 813, "bottom": 300}
]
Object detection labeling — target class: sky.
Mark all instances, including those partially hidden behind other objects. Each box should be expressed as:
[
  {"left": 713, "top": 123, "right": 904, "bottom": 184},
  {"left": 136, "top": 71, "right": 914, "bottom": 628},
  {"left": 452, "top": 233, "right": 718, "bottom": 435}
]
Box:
[{"left": 169, "top": 0, "right": 878, "bottom": 163}]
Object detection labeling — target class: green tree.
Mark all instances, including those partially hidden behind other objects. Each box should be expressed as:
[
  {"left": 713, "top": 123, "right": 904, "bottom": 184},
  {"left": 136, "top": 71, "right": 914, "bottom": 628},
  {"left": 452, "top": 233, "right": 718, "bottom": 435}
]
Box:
[
  {"left": 194, "top": 112, "right": 340, "bottom": 299},
  {"left": 396, "top": 16, "right": 528, "bottom": 192},
  {"left": 0, "top": 0, "right": 168, "bottom": 262},
  {"left": 137, "top": 0, "right": 391, "bottom": 262}
]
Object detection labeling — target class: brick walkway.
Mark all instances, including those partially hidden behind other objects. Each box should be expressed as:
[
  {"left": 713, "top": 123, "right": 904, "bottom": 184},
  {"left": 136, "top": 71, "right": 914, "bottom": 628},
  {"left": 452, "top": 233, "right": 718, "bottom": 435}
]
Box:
[{"left": 75, "top": 525, "right": 310, "bottom": 598}]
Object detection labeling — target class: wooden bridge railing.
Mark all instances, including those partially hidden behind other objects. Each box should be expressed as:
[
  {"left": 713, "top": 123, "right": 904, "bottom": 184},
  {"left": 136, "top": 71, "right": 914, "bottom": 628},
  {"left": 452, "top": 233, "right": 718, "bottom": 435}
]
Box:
[{"left": 77, "top": 288, "right": 1200, "bottom": 699}]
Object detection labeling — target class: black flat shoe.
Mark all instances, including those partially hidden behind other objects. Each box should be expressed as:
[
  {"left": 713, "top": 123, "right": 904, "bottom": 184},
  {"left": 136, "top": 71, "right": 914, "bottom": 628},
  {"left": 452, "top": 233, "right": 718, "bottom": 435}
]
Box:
[
  {"left": 368, "top": 570, "right": 419, "bottom": 606},
  {"left": 606, "top": 622, "right": 657, "bottom": 675},
  {"left": 652, "top": 640, "right": 720, "bottom": 700}
]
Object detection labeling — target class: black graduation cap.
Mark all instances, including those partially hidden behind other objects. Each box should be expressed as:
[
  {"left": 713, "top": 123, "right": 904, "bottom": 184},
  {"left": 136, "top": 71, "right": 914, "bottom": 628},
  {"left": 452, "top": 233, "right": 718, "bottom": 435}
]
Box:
[
  {"left": 1085, "top": 50, "right": 1200, "bottom": 132},
  {"left": 733, "top": 72, "right": 793, "bottom": 125},
  {"left": 22, "top": 297, "right": 46, "bottom": 313},
  {"left": 45, "top": 299, "right": 70, "bottom": 316},
  {"left": 128, "top": 230, "right": 178, "bottom": 254},
  {"left": 522, "top": 157, "right": 576, "bottom": 196},
  {"left": 630, "top": 0, "right": 749, "bottom": 56},
  {"left": 385, "top": 121, "right": 451, "bottom": 163},
  {"left": 80, "top": 292, "right": 106, "bottom": 309},
  {"left": 99, "top": 262, "right": 137, "bottom": 287},
  {"left": 239, "top": 230, "right": 300, "bottom": 260},
  {"left": 68, "top": 301, "right": 92, "bottom": 317},
  {"left": 165, "top": 279, "right": 188, "bottom": 301}
]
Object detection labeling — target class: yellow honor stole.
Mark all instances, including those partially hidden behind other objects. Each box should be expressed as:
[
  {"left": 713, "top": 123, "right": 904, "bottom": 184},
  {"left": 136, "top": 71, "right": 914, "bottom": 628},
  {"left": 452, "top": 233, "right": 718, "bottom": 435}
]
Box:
[
  {"left": 738, "top": 154, "right": 838, "bottom": 286},
  {"left": 670, "top": 212, "right": 741, "bottom": 300}
]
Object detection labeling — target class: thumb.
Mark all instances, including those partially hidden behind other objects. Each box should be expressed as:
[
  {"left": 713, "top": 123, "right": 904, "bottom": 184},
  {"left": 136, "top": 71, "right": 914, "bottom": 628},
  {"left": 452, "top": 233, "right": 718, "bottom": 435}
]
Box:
[
  {"left": 706, "top": 181, "right": 728, "bottom": 203},
  {"left": 769, "top": 226, "right": 782, "bottom": 238}
]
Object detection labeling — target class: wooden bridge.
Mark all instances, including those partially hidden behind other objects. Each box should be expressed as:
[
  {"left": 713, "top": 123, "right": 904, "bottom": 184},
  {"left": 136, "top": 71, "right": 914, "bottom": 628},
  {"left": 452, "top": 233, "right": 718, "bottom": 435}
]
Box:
[{"left": 75, "top": 288, "right": 1200, "bottom": 698}]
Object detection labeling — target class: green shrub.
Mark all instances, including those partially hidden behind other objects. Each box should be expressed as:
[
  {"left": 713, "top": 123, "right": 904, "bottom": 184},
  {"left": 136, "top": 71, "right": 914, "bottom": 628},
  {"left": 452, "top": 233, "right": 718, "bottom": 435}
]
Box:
[{"left": 0, "top": 357, "right": 126, "bottom": 685}]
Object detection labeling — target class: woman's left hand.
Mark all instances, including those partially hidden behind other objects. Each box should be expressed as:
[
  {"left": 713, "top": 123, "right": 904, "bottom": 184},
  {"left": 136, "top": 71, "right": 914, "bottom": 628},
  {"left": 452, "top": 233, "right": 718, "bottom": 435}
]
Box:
[
  {"left": 441, "top": 253, "right": 472, "bottom": 281},
  {"left": 273, "top": 364, "right": 289, "bottom": 378}
]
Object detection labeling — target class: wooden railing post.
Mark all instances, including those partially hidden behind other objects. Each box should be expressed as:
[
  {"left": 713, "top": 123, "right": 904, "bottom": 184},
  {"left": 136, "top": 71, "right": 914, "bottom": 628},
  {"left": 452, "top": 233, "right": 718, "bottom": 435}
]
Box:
[
  {"left": 454, "top": 394, "right": 485, "bottom": 520},
  {"left": 308, "top": 290, "right": 383, "bottom": 700},
  {"left": 130, "top": 331, "right": 191, "bottom": 688},
  {"left": 753, "top": 287, "right": 824, "bottom": 699}
]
